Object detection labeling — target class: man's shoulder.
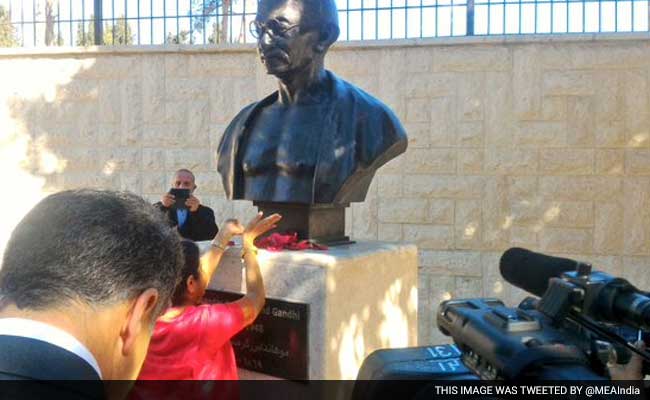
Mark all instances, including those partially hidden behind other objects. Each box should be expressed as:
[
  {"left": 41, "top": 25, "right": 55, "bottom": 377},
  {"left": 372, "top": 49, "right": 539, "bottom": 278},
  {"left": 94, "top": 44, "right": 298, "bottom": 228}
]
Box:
[{"left": 197, "top": 204, "right": 215, "bottom": 214}]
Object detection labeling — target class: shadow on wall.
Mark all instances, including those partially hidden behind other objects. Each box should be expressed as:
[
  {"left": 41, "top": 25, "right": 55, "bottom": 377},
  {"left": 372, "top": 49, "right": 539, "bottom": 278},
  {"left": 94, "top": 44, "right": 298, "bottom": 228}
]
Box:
[
  {"left": 0, "top": 51, "right": 264, "bottom": 261},
  {"left": 0, "top": 57, "right": 91, "bottom": 258}
]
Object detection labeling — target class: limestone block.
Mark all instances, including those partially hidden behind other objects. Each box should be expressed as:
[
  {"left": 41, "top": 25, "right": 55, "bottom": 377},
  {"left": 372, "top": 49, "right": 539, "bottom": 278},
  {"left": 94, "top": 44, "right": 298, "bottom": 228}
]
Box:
[
  {"left": 403, "top": 224, "right": 454, "bottom": 250},
  {"left": 193, "top": 171, "right": 224, "bottom": 196},
  {"left": 485, "top": 72, "right": 516, "bottom": 146},
  {"left": 485, "top": 147, "right": 538, "bottom": 174},
  {"left": 142, "top": 77, "right": 166, "bottom": 124},
  {"left": 594, "top": 203, "right": 624, "bottom": 254},
  {"left": 513, "top": 46, "right": 543, "bottom": 119},
  {"left": 406, "top": 98, "right": 431, "bottom": 123},
  {"left": 454, "top": 200, "right": 482, "bottom": 250},
  {"left": 622, "top": 256, "right": 650, "bottom": 290},
  {"left": 232, "top": 200, "right": 257, "bottom": 222},
  {"left": 431, "top": 46, "right": 511, "bottom": 72},
  {"left": 403, "top": 47, "right": 435, "bottom": 73},
  {"left": 98, "top": 80, "right": 122, "bottom": 123},
  {"left": 624, "top": 70, "right": 650, "bottom": 148},
  {"left": 142, "top": 148, "right": 166, "bottom": 172},
  {"left": 404, "top": 72, "right": 456, "bottom": 99},
  {"left": 141, "top": 172, "right": 168, "bottom": 195},
  {"left": 540, "top": 227, "right": 593, "bottom": 254},
  {"left": 186, "top": 101, "right": 211, "bottom": 146},
  {"left": 595, "top": 120, "right": 626, "bottom": 148},
  {"left": 122, "top": 79, "right": 143, "bottom": 143},
  {"left": 92, "top": 56, "right": 140, "bottom": 79},
  {"left": 189, "top": 53, "right": 257, "bottom": 77},
  {"left": 207, "top": 242, "right": 418, "bottom": 380},
  {"left": 595, "top": 149, "right": 624, "bottom": 175},
  {"left": 164, "top": 100, "right": 188, "bottom": 123},
  {"left": 378, "top": 198, "right": 428, "bottom": 224},
  {"left": 378, "top": 223, "right": 403, "bottom": 242},
  {"left": 403, "top": 175, "right": 485, "bottom": 199},
  {"left": 457, "top": 121, "right": 484, "bottom": 147},
  {"left": 418, "top": 250, "right": 482, "bottom": 277},
  {"left": 541, "top": 96, "right": 567, "bottom": 121},
  {"left": 482, "top": 177, "right": 511, "bottom": 249},
  {"left": 403, "top": 122, "right": 431, "bottom": 149},
  {"left": 201, "top": 196, "right": 234, "bottom": 222},
  {"left": 421, "top": 273, "right": 455, "bottom": 345},
  {"left": 428, "top": 199, "right": 455, "bottom": 225},
  {"left": 165, "top": 54, "right": 190, "bottom": 78},
  {"left": 507, "top": 176, "right": 539, "bottom": 201},
  {"left": 517, "top": 121, "right": 566, "bottom": 147},
  {"left": 165, "top": 149, "right": 212, "bottom": 172},
  {"left": 543, "top": 71, "right": 596, "bottom": 96},
  {"left": 62, "top": 172, "right": 120, "bottom": 190},
  {"left": 623, "top": 178, "right": 650, "bottom": 255},
  {"left": 165, "top": 78, "right": 209, "bottom": 100},
  {"left": 119, "top": 172, "right": 142, "bottom": 192},
  {"left": 566, "top": 97, "right": 595, "bottom": 147},
  {"left": 540, "top": 177, "right": 622, "bottom": 202},
  {"left": 626, "top": 149, "right": 650, "bottom": 175},
  {"left": 510, "top": 226, "right": 538, "bottom": 248},
  {"left": 539, "top": 149, "right": 594, "bottom": 175},
  {"left": 404, "top": 148, "right": 456, "bottom": 174},
  {"left": 457, "top": 148, "right": 484, "bottom": 174},
  {"left": 209, "top": 78, "right": 239, "bottom": 124},
  {"left": 454, "top": 277, "right": 483, "bottom": 298},
  {"left": 430, "top": 97, "right": 455, "bottom": 146},
  {"left": 457, "top": 72, "right": 485, "bottom": 121},
  {"left": 101, "top": 148, "right": 141, "bottom": 174},
  {"left": 377, "top": 174, "right": 403, "bottom": 198},
  {"left": 351, "top": 196, "right": 379, "bottom": 241},
  {"left": 57, "top": 80, "right": 99, "bottom": 102}
]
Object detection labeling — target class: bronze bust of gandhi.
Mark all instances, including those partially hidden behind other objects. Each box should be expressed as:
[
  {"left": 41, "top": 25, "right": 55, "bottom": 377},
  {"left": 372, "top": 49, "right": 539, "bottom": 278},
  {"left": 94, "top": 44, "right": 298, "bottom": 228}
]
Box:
[{"left": 217, "top": 0, "right": 408, "bottom": 243}]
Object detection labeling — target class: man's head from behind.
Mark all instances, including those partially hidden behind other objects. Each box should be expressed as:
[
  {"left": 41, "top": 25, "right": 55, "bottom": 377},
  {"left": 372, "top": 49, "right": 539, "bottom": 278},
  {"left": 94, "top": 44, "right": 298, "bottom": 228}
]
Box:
[
  {"left": 254, "top": 0, "right": 339, "bottom": 78},
  {"left": 0, "top": 189, "right": 184, "bottom": 381}
]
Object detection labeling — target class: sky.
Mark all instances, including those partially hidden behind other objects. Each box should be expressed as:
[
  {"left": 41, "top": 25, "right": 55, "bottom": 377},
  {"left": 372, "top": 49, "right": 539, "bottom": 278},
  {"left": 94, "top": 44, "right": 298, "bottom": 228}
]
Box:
[{"left": 1, "top": 0, "right": 648, "bottom": 46}]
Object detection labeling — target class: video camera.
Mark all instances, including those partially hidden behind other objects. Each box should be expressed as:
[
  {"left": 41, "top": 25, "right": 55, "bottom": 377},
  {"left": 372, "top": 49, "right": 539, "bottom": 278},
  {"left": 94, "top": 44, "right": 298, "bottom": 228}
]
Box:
[{"left": 353, "top": 248, "right": 650, "bottom": 399}]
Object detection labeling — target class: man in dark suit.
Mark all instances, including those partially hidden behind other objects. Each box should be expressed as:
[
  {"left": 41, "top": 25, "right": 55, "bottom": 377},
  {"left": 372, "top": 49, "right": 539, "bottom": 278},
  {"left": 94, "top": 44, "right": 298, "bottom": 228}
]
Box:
[
  {"left": 155, "top": 169, "right": 218, "bottom": 241},
  {"left": 0, "top": 190, "right": 184, "bottom": 399}
]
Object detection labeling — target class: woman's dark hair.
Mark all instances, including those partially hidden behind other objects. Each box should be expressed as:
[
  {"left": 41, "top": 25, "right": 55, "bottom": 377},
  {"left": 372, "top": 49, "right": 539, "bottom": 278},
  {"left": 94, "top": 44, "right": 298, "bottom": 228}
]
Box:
[{"left": 171, "top": 240, "right": 201, "bottom": 306}]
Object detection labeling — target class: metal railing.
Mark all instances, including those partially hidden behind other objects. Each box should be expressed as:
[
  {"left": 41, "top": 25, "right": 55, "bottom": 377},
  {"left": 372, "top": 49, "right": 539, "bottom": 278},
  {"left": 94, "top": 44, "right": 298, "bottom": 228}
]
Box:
[{"left": 0, "top": 0, "right": 648, "bottom": 48}]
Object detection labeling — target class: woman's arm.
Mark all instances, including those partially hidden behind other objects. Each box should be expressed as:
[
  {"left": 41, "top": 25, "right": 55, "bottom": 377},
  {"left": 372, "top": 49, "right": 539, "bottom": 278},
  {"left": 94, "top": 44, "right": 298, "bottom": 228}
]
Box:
[
  {"left": 198, "top": 219, "right": 244, "bottom": 287},
  {"left": 233, "top": 213, "right": 282, "bottom": 326}
]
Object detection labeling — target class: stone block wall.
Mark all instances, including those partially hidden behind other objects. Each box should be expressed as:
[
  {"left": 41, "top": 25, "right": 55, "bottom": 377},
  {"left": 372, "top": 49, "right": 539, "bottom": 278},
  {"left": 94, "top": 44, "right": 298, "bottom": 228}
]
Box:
[{"left": 1, "top": 35, "right": 650, "bottom": 345}]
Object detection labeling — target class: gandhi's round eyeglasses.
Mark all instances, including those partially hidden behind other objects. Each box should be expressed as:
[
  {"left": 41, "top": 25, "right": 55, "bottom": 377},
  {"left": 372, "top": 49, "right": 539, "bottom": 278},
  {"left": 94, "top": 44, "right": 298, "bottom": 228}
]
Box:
[{"left": 249, "top": 20, "right": 301, "bottom": 39}]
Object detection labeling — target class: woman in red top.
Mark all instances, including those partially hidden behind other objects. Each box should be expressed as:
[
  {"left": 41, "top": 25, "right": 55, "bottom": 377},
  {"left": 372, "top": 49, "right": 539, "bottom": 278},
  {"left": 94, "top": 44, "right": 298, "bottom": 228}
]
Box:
[{"left": 136, "top": 212, "right": 281, "bottom": 381}]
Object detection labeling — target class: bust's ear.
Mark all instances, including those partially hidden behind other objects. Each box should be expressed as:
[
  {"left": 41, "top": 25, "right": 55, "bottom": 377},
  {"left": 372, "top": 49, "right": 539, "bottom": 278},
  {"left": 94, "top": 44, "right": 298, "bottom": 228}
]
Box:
[{"left": 315, "top": 24, "right": 339, "bottom": 53}]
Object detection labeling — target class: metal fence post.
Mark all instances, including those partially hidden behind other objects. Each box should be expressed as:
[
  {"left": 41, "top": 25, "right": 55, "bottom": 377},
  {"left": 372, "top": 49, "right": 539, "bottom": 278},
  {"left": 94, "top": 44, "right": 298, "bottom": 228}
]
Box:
[
  {"left": 94, "top": 0, "right": 103, "bottom": 44},
  {"left": 467, "top": 0, "right": 475, "bottom": 35}
]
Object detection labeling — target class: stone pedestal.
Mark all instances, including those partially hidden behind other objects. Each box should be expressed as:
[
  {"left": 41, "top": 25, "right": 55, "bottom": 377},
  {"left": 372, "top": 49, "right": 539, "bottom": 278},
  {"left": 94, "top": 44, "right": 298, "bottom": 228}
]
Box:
[{"left": 203, "top": 241, "right": 418, "bottom": 380}]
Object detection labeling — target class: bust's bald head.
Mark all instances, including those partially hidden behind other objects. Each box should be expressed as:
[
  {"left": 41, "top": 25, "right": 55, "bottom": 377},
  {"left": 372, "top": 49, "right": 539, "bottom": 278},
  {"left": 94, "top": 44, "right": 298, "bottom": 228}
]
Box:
[{"left": 257, "top": 0, "right": 340, "bottom": 46}]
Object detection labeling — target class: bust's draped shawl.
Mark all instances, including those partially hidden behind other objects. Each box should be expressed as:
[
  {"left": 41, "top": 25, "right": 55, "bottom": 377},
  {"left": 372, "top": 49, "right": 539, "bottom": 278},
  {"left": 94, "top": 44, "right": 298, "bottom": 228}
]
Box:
[{"left": 217, "top": 71, "right": 408, "bottom": 204}]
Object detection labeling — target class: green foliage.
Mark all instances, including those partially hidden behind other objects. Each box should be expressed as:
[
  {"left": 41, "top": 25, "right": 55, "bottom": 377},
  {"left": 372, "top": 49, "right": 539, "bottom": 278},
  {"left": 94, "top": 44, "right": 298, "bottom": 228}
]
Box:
[
  {"left": 166, "top": 30, "right": 190, "bottom": 44},
  {"left": 76, "top": 15, "right": 133, "bottom": 46},
  {"left": 0, "top": 5, "right": 18, "bottom": 48},
  {"left": 103, "top": 16, "right": 134, "bottom": 45}
]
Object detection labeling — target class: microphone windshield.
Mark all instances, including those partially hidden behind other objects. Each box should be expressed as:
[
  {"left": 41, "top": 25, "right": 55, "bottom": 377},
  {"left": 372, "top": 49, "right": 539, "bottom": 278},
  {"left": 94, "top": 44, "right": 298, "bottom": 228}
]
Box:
[{"left": 499, "top": 247, "right": 579, "bottom": 297}]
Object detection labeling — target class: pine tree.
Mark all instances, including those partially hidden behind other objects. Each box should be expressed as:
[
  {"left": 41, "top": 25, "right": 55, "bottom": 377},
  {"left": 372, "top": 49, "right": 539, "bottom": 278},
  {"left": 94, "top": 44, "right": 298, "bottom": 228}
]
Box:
[
  {"left": 103, "top": 15, "right": 133, "bottom": 45},
  {"left": 0, "top": 5, "right": 18, "bottom": 47}
]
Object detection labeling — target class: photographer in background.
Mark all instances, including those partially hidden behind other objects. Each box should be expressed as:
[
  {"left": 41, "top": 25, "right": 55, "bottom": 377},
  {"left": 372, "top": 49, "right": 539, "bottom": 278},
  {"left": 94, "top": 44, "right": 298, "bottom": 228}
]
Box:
[{"left": 155, "top": 169, "right": 218, "bottom": 241}]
